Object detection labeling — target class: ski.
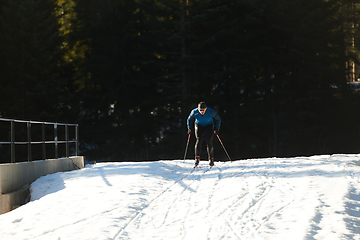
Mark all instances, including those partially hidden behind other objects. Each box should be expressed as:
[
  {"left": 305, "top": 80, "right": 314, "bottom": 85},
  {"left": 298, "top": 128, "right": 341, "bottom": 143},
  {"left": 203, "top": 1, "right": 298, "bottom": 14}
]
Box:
[{"left": 193, "top": 164, "right": 214, "bottom": 170}]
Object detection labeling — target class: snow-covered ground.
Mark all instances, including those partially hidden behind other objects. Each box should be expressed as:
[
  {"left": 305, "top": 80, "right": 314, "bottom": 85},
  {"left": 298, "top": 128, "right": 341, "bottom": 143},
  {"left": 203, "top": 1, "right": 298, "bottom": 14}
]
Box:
[{"left": 1, "top": 154, "right": 360, "bottom": 239}]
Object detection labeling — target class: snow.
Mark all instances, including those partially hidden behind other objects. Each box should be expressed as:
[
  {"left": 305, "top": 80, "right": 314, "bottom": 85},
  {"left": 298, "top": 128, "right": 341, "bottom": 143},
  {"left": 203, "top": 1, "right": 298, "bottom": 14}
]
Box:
[{"left": 1, "top": 154, "right": 360, "bottom": 239}]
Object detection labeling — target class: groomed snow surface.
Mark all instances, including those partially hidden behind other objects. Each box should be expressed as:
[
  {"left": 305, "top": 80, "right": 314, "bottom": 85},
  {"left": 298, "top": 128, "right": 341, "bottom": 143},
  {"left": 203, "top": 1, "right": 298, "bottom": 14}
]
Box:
[{"left": 1, "top": 154, "right": 360, "bottom": 239}]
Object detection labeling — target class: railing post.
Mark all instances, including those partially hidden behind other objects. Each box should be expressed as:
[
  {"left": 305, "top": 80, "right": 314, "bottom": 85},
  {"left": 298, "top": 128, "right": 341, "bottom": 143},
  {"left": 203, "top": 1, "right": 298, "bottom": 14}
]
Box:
[
  {"left": 42, "top": 123, "right": 46, "bottom": 160},
  {"left": 11, "top": 120, "right": 15, "bottom": 163},
  {"left": 76, "top": 124, "right": 79, "bottom": 156},
  {"left": 27, "top": 121, "right": 32, "bottom": 162},
  {"left": 54, "top": 123, "right": 58, "bottom": 159},
  {"left": 65, "top": 124, "right": 69, "bottom": 157}
]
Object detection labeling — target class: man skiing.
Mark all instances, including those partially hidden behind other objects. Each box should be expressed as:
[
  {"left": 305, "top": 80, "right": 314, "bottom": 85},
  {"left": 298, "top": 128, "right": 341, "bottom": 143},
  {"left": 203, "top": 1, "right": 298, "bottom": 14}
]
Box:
[{"left": 187, "top": 102, "right": 221, "bottom": 168}]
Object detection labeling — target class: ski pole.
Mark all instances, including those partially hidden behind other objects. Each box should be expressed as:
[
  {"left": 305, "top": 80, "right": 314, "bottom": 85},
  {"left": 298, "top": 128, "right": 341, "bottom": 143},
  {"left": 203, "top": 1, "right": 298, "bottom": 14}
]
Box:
[
  {"left": 183, "top": 133, "right": 191, "bottom": 162},
  {"left": 216, "top": 134, "right": 232, "bottom": 162}
]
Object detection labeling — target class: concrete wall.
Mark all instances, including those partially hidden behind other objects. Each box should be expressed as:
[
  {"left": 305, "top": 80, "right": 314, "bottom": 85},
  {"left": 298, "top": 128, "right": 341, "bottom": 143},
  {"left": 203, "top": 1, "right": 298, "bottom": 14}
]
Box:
[{"left": 0, "top": 156, "right": 84, "bottom": 214}]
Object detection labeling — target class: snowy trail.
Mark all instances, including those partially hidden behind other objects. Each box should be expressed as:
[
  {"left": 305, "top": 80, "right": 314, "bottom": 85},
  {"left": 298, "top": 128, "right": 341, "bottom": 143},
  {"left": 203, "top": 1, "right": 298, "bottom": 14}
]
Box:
[{"left": 1, "top": 154, "right": 360, "bottom": 239}]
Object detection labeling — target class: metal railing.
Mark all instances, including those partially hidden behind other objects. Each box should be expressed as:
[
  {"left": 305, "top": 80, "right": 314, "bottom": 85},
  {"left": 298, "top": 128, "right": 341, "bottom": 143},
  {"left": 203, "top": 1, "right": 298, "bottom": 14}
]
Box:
[{"left": 0, "top": 118, "right": 79, "bottom": 163}]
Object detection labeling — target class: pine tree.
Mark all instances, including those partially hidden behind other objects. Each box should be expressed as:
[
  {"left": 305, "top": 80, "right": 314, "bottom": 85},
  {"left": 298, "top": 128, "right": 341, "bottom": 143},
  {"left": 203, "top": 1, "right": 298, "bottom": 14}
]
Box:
[
  {"left": 177, "top": 0, "right": 349, "bottom": 158},
  {"left": 0, "top": 0, "right": 63, "bottom": 120},
  {"left": 70, "top": 0, "right": 172, "bottom": 160},
  {"left": 65, "top": 0, "right": 358, "bottom": 160}
]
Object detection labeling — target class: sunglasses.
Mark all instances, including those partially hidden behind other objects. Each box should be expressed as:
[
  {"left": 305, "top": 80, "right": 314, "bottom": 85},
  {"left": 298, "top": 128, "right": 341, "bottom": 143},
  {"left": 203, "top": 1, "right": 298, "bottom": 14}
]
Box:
[{"left": 199, "top": 108, "right": 207, "bottom": 111}]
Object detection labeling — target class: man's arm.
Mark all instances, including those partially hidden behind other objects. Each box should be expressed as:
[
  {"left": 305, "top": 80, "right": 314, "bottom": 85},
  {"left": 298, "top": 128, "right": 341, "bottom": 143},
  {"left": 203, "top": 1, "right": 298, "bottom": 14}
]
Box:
[
  {"left": 187, "top": 110, "right": 195, "bottom": 130},
  {"left": 212, "top": 109, "right": 221, "bottom": 130}
]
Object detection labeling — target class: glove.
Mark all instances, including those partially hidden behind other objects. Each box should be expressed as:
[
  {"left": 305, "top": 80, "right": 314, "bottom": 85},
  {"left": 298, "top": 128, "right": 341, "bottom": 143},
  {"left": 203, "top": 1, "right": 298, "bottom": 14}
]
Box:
[
  {"left": 188, "top": 129, "right": 192, "bottom": 134},
  {"left": 214, "top": 129, "right": 220, "bottom": 135}
]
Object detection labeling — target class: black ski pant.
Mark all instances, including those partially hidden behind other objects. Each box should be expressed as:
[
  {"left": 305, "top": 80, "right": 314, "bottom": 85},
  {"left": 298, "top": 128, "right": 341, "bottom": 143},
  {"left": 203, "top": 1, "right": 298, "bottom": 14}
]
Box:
[{"left": 195, "top": 123, "right": 214, "bottom": 160}]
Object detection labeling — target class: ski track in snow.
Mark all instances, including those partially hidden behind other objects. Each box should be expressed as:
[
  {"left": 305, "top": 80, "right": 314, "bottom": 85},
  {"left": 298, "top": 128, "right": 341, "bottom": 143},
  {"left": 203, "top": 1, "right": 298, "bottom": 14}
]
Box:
[
  {"left": 1, "top": 155, "right": 360, "bottom": 239},
  {"left": 114, "top": 164, "right": 218, "bottom": 240},
  {"left": 110, "top": 157, "right": 359, "bottom": 240},
  {"left": 112, "top": 164, "right": 211, "bottom": 239}
]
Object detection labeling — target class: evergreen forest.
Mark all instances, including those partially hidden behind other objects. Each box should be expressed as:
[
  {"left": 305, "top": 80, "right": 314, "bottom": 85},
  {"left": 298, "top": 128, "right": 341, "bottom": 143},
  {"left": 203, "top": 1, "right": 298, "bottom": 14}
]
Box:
[{"left": 1, "top": 0, "right": 360, "bottom": 162}]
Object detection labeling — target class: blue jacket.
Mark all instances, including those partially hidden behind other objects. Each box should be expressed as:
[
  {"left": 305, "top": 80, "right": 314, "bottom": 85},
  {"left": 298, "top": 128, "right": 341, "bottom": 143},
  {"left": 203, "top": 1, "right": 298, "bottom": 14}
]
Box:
[{"left": 187, "top": 107, "right": 221, "bottom": 130}]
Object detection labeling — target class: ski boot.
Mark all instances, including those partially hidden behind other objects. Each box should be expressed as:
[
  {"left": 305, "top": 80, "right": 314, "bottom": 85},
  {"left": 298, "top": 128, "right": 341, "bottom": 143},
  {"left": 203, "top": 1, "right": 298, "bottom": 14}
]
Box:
[
  {"left": 209, "top": 158, "right": 214, "bottom": 168},
  {"left": 194, "top": 156, "right": 200, "bottom": 168}
]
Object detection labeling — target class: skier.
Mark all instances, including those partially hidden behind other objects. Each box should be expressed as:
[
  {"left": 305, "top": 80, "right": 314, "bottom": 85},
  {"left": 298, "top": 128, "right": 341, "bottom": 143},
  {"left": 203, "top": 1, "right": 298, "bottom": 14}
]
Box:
[{"left": 187, "top": 102, "right": 221, "bottom": 168}]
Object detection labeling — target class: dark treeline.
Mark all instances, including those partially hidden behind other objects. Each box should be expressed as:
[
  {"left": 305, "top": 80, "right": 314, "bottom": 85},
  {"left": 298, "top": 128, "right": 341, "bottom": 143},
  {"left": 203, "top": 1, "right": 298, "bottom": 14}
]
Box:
[{"left": 1, "top": 0, "right": 360, "bottom": 162}]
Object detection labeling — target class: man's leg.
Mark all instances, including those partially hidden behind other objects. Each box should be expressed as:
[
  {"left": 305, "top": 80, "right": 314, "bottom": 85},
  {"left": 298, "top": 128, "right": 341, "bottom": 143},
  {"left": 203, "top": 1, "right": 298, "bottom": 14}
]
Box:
[
  {"left": 194, "top": 123, "right": 204, "bottom": 166},
  {"left": 204, "top": 125, "right": 214, "bottom": 166}
]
